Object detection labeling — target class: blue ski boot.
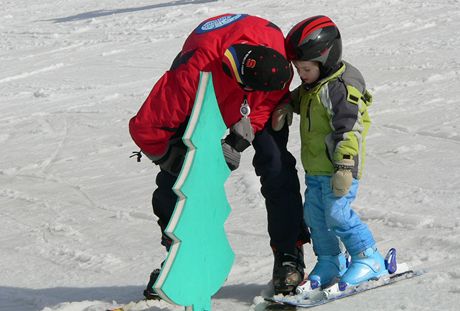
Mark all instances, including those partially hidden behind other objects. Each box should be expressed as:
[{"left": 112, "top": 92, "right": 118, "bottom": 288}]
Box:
[
  {"left": 308, "top": 253, "right": 348, "bottom": 288},
  {"left": 339, "top": 246, "right": 388, "bottom": 289},
  {"left": 296, "top": 253, "right": 347, "bottom": 298}
]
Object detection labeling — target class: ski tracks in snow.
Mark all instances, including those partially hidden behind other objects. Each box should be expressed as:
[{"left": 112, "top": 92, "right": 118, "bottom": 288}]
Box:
[{"left": 1, "top": 0, "right": 460, "bottom": 311}]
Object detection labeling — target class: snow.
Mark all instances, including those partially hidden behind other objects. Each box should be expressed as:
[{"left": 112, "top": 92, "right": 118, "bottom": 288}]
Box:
[{"left": 1, "top": 0, "right": 459, "bottom": 310}]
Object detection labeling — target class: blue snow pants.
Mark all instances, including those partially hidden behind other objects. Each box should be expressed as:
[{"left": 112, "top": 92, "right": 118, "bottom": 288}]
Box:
[{"left": 303, "top": 175, "right": 375, "bottom": 256}]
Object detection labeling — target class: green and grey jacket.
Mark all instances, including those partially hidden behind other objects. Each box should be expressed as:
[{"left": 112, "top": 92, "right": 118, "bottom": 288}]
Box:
[{"left": 291, "top": 61, "right": 372, "bottom": 179}]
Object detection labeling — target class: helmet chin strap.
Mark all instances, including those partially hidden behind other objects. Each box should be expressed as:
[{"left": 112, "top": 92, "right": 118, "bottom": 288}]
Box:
[{"left": 319, "top": 62, "right": 342, "bottom": 80}]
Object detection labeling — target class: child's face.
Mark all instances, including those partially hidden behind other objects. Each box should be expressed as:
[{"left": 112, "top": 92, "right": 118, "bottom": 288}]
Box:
[{"left": 292, "top": 60, "right": 320, "bottom": 84}]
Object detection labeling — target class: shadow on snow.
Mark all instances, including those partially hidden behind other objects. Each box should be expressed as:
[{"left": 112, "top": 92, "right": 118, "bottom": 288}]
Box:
[
  {"left": 0, "top": 282, "right": 266, "bottom": 311},
  {"left": 45, "top": 0, "right": 218, "bottom": 23}
]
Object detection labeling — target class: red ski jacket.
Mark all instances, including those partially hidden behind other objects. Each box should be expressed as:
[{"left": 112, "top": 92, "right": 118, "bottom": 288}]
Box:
[{"left": 129, "top": 14, "right": 290, "bottom": 157}]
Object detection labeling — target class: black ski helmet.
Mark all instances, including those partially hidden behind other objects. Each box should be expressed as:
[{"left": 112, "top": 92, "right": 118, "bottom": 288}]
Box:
[{"left": 285, "top": 15, "right": 342, "bottom": 73}]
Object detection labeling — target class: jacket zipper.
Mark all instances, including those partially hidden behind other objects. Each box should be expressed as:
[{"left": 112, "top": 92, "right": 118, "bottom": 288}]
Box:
[{"left": 306, "top": 99, "right": 312, "bottom": 132}]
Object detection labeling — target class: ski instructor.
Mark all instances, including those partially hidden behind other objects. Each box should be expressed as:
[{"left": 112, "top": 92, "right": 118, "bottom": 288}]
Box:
[{"left": 129, "top": 13, "right": 309, "bottom": 297}]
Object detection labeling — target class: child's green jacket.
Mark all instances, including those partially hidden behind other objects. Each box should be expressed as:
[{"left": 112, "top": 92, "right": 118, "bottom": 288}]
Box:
[{"left": 291, "top": 61, "right": 373, "bottom": 179}]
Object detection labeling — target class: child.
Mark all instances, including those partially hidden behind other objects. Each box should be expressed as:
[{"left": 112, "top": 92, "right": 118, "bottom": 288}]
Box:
[{"left": 275, "top": 15, "right": 388, "bottom": 290}]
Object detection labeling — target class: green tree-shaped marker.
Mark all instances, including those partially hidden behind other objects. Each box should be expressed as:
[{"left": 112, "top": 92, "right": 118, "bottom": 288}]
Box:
[{"left": 154, "top": 72, "right": 234, "bottom": 310}]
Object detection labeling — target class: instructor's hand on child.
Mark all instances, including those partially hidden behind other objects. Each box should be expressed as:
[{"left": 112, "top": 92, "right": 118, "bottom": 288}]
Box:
[{"left": 271, "top": 102, "right": 294, "bottom": 131}]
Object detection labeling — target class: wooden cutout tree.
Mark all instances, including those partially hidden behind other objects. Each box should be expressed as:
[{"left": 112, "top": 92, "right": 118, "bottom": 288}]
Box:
[{"left": 154, "top": 72, "right": 234, "bottom": 310}]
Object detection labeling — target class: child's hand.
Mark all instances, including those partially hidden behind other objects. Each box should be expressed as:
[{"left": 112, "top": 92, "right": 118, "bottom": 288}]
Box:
[{"left": 332, "top": 159, "right": 354, "bottom": 196}]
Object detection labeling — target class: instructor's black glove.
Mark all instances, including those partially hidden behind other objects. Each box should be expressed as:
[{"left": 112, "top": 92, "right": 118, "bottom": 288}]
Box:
[
  {"left": 221, "top": 117, "right": 255, "bottom": 171},
  {"left": 227, "top": 117, "right": 255, "bottom": 152},
  {"left": 148, "top": 139, "right": 187, "bottom": 176},
  {"left": 221, "top": 138, "right": 241, "bottom": 171}
]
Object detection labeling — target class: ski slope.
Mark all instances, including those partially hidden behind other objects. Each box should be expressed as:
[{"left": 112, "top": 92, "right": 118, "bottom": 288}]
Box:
[{"left": 1, "top": 0, "right": 459, "bottom": 310}]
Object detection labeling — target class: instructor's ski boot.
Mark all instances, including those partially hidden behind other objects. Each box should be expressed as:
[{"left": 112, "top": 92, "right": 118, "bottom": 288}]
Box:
[
  {"left": 143, "top": 269, "right": 161, "bottom": 300},
  {"left": 272, "top": 246, "right": 305, "bottom": 295},
  {"left": 339, "top": 246, "right": 388, "bottom": 289}
]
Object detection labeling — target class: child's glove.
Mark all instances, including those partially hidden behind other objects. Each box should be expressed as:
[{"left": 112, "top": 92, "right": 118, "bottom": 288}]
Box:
[
  {"left": 271, "top": 102, "right": 293, "bottom": 131},
  {"left": 332, "top": 158, "right": 354, "bottom": 197}
]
